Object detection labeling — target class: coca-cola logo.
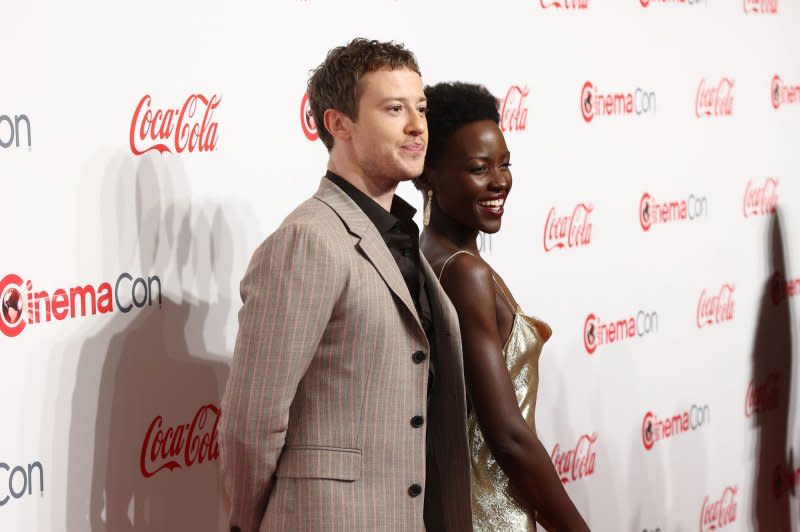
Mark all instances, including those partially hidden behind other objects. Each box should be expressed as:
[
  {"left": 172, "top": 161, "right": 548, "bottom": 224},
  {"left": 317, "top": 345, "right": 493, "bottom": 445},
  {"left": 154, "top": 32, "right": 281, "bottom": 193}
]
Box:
[
  {"left": 581, "top": 81, "right": 656, "bottom": 123},
  {"left": 543, "top": 203, "right": 593, "bottom": 252},
  {"left": 696, "top": 78, "right": 734, "bottom": 118},
  {"left": 499, "top": 85, "right": 529, "bottom": 133},
  {"left": 140, "top": 403, "right": 220, "bottom": 478},
  {"left": 550, "top": 433, "right": 597, "bottom": 484},
  {"left": 642, "top": 404, "right": 710, "bottom": 451},
  {"left": 770, "top": 271, "right": 800, "bottom": 305},
  {"left": 745, "top": 373, "right": 780, "bottom": 417},
  {"left": 540, "top": 0, "right": 588, "bottom": 9},
  {"left": 639, "top": 192, "right": 708, "bottom": 231},
  {"left": 743, "top": 177, "right": 778, "bottom": 217},
  {"left": 700, "top": 485, "right": 738, "bottom": 532},
  {"left": 0, "top": 113, "right": 31, "bottom": 150},
  {"left": 772, "top": 75, "right": 800, "bottom": 109},
  {"left": 641, "top": 0, "right": 705, "bottom": 7},
  {"left": 129, "top": 94, "right": 221, "bottom": 155},
  {"left": 300, "top": 92, "right": 318, "bottom": 141},
  {"left": 696, "top": 284, "right": 735, "bottom": 329},
  {"left": 744, "top": 0, "right": 777, "bottom": 13},
  {"left": 583, "top": 310, "right": 658, "bottom": 354}
]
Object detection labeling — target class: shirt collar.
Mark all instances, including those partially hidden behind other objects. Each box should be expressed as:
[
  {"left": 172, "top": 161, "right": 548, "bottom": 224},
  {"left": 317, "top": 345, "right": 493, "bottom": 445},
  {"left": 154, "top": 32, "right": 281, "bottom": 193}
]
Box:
[{"left": 325, "top": 170, "right": 417, "bottom": 234}]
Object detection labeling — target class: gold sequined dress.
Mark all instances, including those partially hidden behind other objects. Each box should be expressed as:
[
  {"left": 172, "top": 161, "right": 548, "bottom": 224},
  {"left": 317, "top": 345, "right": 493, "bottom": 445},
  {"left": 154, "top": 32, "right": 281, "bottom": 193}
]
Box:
[{"left": 439, "top": 251, "right": 552, "bottom": 532}]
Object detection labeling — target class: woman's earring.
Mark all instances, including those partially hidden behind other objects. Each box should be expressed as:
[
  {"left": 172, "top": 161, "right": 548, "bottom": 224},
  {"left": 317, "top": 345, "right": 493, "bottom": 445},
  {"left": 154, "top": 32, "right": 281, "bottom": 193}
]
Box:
[{"left": 423, "top": 189, "right": 433, "bottom": 226}]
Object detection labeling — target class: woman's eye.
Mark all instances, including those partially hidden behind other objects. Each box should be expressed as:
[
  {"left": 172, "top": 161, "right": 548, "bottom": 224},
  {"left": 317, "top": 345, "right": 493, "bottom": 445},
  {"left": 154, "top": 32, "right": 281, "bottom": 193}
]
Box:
[
  {"left": 470, "top": 166, "right": 487, "bottom": 173},
  {"left": 388, "top": 105, "right": 402, "bottom": 112},
  {"left": 418, "top": 106, "right": 428, "bottom": 114}
]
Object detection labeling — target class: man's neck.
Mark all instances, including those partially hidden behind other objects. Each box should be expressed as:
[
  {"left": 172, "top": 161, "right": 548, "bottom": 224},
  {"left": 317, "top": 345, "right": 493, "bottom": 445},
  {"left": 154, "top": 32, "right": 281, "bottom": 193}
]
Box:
[{"left": 328, "top": 156, "right": 396, "bottom": 212}]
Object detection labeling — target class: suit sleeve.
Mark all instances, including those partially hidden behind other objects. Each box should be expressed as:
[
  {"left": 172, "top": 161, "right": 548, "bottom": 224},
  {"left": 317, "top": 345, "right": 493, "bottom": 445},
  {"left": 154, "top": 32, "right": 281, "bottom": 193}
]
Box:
[{"left": 219, "top": 222, "right": 343, "bottom": 532}]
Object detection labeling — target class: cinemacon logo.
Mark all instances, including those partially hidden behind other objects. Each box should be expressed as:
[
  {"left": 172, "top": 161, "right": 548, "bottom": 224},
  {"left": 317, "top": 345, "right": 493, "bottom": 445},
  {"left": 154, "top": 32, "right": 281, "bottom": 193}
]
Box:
[
  {"left": 744, "top": 0, "right": 777, "bottom": 14},
  {"left": 0, "top": 112, "right": 31, "bottom": 150},
  {"left": 700, "top": 485, "right": 738, "bottom": 532},
  {"left": 639, "top": 192, "right": 708, "bottom": 231},
  {"left": 130, "top": 94, "right": 220, "bottom": 155},
  {"left": 300, "top": 92, "right": 318, "bottom": 141},
  {"left": 0, "top": 272, "right": 161, "bottom": 338},
  {"left": 641, "top": 404, "right": 710, "bottom": 450},
  {"left": 543, "top": 202, "right": 593, "bottom": 252},
  {"left": 0, "top": 460, "right": 43, "bottom": 507},
  {"left": 745, "top": 373, "right": 779, "bottom": 418},
  {"left": 539, "top": 0, "right": 588, "bottom": 11},
  {"left": 696, "top": 78, "right": 734, "bottom": 118},
  {"left": 770, "top": 271, "right": 800, "bottom": 305},
  {"left": 141, "top": 404, "right": 219, "bottom": 478},
  {"left": 499, "top": 85, "right": 529, "bottom": 133},
  {"left": 696, "top": 283, "right": 735, "bottom": 329},
  {"left": 771, "top": 75, "right": 800, "bottom": 109},
  {"left": 550, "top": 433, "right": 597, "bottom": 484},
  {"left": 743, "top": 177, "right": 778, "bottom": 217},
  {"left": 583, "top": 310, "right": 658, "bottom": 354},
  {"left": 580, "top": 81, "right": 655, "bottom": 123}
]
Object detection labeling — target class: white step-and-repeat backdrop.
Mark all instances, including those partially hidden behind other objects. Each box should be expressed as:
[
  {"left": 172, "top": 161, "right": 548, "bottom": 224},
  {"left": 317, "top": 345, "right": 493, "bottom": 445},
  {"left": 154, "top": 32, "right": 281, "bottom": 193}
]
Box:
[{"left": 2, "top": 1, "right": 799, "bottom": 530}]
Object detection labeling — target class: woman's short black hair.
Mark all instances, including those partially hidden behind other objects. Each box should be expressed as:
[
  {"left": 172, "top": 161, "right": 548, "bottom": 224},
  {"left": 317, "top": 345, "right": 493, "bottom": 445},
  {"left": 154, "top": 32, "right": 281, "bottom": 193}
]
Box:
[{"left": 419, "top": 82, "right": 500, "bottom": 187}]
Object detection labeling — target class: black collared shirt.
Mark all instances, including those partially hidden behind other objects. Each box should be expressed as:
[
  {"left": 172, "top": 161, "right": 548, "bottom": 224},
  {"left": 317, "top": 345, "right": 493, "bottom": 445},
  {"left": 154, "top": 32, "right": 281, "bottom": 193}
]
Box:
[{"left": 325, "top": 170, "right": 434, "bottom": 357}]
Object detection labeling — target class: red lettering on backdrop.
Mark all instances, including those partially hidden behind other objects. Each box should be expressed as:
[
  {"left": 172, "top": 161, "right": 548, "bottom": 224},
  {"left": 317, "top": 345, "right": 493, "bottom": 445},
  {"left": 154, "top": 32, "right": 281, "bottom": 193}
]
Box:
[
  {"left": 696, "top": 284, "right": 735, "bottom": 328},
  {"left": 743, "top": 178, "right": 778, "bottom": 217},
  {"left": 745, "top": 373, "right": 780, "bottom": 417},
  {"left": 499, "top": 85, "right": 529, "bottom": 132},
  {"left": 543, "top": 203, "right": 593, "bottom": 252},
  {"left": 550, "top": 433, "right": 597, "bottom": 483},
  {"left": 700, "top": 485, "right": 738, "bottom": 532},
  {"left": 540, "top": 0, "right": 589, "bottom": 8},
  {"left": 696, "top": 78, "right": 735, "bottom": 118},
  {"left": 130, "top": 94, "right": 221, "bottom": 155},
  {"left": 744, "top": 0, "right": 777, "bottom": 14},
  {"left": 140, "top": 403, "right": 220, "bottom": 478}
]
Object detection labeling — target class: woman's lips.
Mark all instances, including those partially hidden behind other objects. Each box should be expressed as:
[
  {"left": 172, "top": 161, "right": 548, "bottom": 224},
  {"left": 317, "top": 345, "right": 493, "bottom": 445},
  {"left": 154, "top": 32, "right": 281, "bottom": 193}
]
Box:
[{"left": 477, "top": 198, "right": 505, "bottom": 216}]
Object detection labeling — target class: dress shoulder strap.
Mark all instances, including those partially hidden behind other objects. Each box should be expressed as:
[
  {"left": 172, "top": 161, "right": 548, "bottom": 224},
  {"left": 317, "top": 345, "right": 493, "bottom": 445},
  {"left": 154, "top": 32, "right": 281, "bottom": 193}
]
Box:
[
  {"left": 437, "top": 250, "right": 475, "bottom": 282},
  {"left": 436, "top": 249, "right": 519, "bottom": 313}
]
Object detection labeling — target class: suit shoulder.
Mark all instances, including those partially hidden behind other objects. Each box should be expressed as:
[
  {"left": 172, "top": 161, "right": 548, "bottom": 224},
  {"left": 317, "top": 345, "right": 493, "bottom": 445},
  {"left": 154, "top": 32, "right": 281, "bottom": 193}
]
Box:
[{"left": 250, "top": 197, "right": 346, "bottom": 264}]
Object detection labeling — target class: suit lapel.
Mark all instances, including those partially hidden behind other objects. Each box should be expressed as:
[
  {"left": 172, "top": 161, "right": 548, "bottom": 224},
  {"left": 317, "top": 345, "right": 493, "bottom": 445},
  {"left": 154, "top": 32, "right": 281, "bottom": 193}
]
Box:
[{"left": 314, "top": 178, "right": 424, "bottom": 333}]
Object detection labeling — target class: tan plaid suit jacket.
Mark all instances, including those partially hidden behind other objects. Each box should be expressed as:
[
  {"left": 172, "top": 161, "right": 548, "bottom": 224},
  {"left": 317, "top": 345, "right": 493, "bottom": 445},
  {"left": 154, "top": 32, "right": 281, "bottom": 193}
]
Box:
[{"left": 220, "top": 178, "right": 472, "bottom": 532}]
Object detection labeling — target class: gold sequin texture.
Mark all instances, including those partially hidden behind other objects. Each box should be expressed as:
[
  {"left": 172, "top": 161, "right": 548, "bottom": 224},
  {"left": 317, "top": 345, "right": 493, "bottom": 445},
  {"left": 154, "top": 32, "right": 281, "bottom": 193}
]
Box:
[{"left": 469, "top": 311, "right": 551, "bottom": 532}]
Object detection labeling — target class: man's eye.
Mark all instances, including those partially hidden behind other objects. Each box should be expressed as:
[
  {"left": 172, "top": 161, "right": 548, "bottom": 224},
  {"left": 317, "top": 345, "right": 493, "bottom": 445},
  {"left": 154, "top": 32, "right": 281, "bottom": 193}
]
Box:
[
  {"left": 470, "top": 166, "right": 487, "bottom": 173},
  {"left": 501, "top": 163, "right": 512, "bottom": 169},
  {"left": 388, "top": 105, "right": 402, "bottom": 112}
]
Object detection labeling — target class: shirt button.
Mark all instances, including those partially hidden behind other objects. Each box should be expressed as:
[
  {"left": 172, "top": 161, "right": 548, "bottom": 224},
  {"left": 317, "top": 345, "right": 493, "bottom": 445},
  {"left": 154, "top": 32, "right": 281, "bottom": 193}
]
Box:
[
  {"left": 408, "top": 484, "right": 423, "bottom": 497},
  {"left": 410, "top": 415, "right": 424, "bottom": 428},
  {"left": 412, "top": 351, "right": 427, "bottom": 364}
]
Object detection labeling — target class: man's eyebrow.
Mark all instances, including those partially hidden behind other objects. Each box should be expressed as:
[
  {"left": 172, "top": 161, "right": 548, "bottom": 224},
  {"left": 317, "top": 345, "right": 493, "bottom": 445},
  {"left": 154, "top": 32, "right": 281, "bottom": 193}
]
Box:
[{"left": 377, "top": 96, "right": 428, "bottom": 104}]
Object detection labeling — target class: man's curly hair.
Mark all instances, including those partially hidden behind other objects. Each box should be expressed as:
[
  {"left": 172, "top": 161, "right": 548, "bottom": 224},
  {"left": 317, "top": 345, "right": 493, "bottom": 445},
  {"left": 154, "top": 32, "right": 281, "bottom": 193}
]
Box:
[
  {"left": 416, "top": 82, "right": 500, "bottom": 189},
  {"left": 307, "top": 38, "right": 420, "bottom": 150}
]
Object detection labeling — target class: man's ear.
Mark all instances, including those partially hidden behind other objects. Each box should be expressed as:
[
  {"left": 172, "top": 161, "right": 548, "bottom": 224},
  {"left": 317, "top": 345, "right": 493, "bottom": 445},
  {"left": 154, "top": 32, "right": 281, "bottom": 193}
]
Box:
[{"left": 323, "top": 109, "right": 354, "bottom": 143}]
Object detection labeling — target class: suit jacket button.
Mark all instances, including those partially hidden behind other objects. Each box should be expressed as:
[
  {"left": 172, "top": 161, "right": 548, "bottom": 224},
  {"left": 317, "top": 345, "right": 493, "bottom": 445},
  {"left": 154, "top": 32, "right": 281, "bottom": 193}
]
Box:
[
  {"left": 410, "top": 415, "right": 424, "bottom": 428},
  {"left": 412, "top": 350, "right": 427, "bottom": 364},
  {"left": 408, "top": 483, "right": 423, "bottom": 497}
]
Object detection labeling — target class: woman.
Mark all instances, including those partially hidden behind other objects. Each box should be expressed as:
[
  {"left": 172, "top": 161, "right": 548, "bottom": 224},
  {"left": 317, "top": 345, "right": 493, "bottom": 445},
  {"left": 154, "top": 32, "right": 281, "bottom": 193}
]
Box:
[{"left": 418, "top": 82, "right": 589, "bottom": 532}]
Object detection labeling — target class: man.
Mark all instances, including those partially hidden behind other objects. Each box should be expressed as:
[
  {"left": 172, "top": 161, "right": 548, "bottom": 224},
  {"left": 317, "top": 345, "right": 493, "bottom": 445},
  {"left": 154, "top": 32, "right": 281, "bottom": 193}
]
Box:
[{"left": 219, "top": 39, "right": 472, "bottom": 531}]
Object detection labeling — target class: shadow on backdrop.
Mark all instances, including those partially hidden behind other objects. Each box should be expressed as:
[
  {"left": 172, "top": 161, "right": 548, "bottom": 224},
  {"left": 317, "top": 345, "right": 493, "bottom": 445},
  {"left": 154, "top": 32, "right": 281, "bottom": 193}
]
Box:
[
  {"left": 750, "top": 211, "right": 796, "bottom": 532},
  {"left": 65, "top": 153, "right": 235, "bottom": 531}
]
